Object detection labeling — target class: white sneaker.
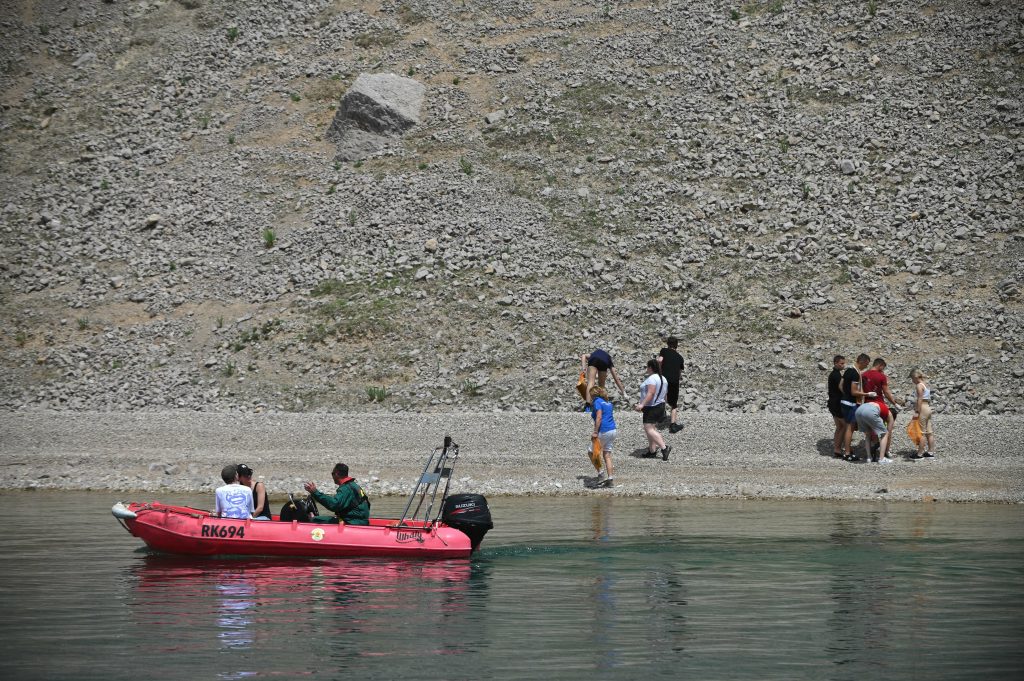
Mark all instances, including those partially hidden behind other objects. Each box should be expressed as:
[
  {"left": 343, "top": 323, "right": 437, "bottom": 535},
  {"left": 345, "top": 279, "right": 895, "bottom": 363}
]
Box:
[
  {"left": 596, "top": 471, "right": 607, "bottom": 482},
  {"left": 879, "top": 457, "right": 894, "bottom": 464}
]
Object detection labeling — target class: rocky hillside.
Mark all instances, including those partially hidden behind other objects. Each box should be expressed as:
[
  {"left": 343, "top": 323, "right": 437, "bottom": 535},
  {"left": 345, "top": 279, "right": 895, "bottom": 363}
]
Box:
[{"left": 1, "top": 0, "right": 1021, "bottom": 415}]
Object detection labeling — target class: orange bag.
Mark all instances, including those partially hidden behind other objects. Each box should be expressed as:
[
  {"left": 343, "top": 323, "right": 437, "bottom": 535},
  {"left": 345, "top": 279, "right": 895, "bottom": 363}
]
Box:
[
  {"left": 576, "top": 371, "right": 588, "bottom": 402},
  {"left": 588, "top": 436, "right": 603, "bottom": 471},
  {"left": 906, "top": 417, "right": 923, "bottom": 447}
]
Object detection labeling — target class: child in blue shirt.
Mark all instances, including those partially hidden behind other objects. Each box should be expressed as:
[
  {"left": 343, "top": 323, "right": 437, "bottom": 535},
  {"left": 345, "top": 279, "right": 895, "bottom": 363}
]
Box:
[{"left": 589, "top": 386, "right": 617, "bottom": 487}]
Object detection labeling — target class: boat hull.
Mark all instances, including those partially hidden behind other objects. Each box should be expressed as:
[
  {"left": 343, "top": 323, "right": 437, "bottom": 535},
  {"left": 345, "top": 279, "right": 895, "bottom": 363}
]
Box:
[{"left": 114, "top": 502, "right": 474, "bottom": 559}]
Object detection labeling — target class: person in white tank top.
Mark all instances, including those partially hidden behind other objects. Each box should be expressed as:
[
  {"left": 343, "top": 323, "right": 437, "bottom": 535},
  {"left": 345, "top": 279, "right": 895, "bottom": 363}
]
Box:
[{"left": 908, "top": 368, "right": 936, "bottom": 459}]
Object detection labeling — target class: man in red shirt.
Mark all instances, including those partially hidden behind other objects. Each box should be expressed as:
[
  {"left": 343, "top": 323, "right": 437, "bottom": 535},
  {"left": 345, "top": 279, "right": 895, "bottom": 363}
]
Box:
[{"left": 860, "top": 358, "right": 904, "bottom": 462}]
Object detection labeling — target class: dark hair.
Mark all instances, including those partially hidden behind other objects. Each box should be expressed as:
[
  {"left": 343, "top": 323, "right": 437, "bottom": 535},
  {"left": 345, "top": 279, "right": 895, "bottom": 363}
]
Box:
[
  {"left": 331, "top": 463, "right": 349, "bottom": 479},
  {"left": 221, "top": 464, "right": 239, "bottom": 484},
  {"left": 646, "top": 358, "right": 661, "bottom": 375},
  {"left": 872, "top": 358, "right": 887, "bottom": 368},
  {"left": 833, "top": 354, "right": 845, "bottom": 364},
  {"left": 667, "top": 336, "right": 678, "bottom": 349},
  {"left": 856, "top": 353, "right": 871, "bottom": 363}
]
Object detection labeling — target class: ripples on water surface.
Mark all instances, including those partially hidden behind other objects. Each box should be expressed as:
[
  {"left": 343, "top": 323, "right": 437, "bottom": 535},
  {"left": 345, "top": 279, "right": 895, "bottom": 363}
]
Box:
[{"left": 0, "top": 492, "right": 1021, "bottom": 680}]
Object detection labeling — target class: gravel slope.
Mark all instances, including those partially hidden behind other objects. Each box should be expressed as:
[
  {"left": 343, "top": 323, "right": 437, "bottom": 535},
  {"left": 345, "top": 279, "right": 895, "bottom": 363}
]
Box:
[
  {"left": 2, "top": 411, "right": 1021, "bottom": 503},
  {"left": 1, "top": 0, "right": 1021, "bottom": 415}
]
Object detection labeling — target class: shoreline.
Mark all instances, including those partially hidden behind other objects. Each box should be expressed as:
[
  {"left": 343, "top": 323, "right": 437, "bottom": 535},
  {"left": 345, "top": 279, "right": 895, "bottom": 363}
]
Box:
[{"left": 2, "top": 411, "right": 1022, "bottom": 503}]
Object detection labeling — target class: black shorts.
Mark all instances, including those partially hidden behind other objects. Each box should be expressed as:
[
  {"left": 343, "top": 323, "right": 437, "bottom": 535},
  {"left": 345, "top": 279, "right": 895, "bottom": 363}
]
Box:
[
  {"left": 642, "top": 403, "right": 666, "bottom": 424},
  {"left": 666, "top": 382, "right": 680, "bottom": 409},
  {"left": 828, "top": 401, "right": 844, "bottom": 418}
]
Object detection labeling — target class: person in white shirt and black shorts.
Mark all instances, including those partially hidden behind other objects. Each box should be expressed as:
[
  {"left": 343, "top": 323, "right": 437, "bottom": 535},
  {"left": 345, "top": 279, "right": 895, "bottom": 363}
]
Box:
[{"left": 635, "top": 359, "right": 671, "bottom": 461}]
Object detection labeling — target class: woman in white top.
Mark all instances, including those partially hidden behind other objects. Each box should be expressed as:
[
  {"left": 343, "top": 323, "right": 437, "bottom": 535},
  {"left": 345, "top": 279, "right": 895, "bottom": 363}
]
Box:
[
  {"left": 635, "top": 359, "right": 671, "bottom": 461},
  {"left": 908, "top": 368, "right": 936, "bottom": 459}
]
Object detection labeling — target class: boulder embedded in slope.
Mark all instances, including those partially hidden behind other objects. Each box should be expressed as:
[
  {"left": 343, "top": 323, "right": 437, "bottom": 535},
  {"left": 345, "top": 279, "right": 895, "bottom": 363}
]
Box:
[{"left": 327, "top": 73, "right": 425, "bottom": 161}]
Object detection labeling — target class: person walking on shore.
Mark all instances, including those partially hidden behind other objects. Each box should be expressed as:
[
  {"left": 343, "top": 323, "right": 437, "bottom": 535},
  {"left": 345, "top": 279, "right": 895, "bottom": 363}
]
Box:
[
  {"left": 635, "top": 359, "right": 670, "bottom": 460},
  {"left": 581, "top": 349, "right": 627, "bottom": 404},
  {"left": 588, "top": 386, "right": 617, "bottom": 487},
  {"left": 827, "top": 355, "right": 847, "bottom": 458},
  {"left": 908, "top": 368, "right": 937, "bottom": 460},
  {"left": 657, "top": 336, "right": 685, "bottom": 433}
]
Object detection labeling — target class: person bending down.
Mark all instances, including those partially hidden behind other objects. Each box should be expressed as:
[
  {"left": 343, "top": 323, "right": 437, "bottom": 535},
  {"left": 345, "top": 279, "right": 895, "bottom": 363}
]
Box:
[
  {"left": 855, "top": 402, "right": 893, "bottom": 464},
  {"left": 581, "top": 348, "right": 627, "bottom": 404}
]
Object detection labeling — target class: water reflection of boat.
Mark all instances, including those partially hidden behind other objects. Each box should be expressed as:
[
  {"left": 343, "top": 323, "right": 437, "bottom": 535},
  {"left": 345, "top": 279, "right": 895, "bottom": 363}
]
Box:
[
  {"left": 113, "top": 437, "right": 493, "bottom": 559},
  {"left": 133, "top": 555, "right": 474, "bottom": 592},
  {"left": 128, "top": 555, "right": 479, "bottom": 672}
]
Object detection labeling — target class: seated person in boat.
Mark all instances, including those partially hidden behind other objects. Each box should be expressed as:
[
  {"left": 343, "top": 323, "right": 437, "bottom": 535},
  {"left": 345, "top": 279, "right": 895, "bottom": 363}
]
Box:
[
  {"left": 215, "top": 464, "right": 254, "bottom": 519},
  {"left": 236, "top": 463, "right": 271, "bottom": 520},
  {"left": 303, "top": 463, "right": 370, "bottom": 525}
]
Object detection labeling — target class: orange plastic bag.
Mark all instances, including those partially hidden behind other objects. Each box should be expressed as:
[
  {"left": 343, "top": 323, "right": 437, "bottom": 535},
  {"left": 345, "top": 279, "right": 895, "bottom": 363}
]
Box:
[
  {"left": 906, "top": 417, "right": 923, "bottom": 447},
  {"left": 576, "top": 371, "right": 588, "bottom": 402},
  {"left": 588, "top": 436, "right": 603, "bottom": 471}
]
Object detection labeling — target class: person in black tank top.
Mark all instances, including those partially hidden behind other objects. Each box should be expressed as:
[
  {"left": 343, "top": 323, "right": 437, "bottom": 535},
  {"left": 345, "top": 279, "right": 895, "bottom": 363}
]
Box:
[{"left": 237, "top": 464, "right": 272, "bottom": 520}]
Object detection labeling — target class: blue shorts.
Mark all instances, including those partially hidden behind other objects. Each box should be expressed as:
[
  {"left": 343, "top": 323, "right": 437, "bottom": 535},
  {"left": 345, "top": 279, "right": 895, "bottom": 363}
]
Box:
[
  {"left": 588, "top": 349, "right": 612, "bottom": 371},
  {"left": 842, "top": 402, "right": 858, "bottom": 424}
]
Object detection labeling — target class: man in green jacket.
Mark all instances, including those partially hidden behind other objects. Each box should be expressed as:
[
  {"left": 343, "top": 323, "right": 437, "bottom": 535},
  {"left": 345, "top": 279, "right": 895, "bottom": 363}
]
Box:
[{"left": 303, "top": 463, "right": 370, "bottom": 525}]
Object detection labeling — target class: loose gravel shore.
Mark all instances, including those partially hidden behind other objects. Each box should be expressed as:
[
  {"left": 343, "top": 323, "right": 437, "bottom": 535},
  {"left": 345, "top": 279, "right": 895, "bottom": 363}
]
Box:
[{"left": 2, "top": 412, "right": 1021, "bottom": 503}]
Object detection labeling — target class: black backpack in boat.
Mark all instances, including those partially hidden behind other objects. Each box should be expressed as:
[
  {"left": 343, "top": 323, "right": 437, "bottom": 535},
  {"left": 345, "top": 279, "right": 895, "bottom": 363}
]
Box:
[{"left": 279, "top": 493, "right": 319, "bottom": 522}]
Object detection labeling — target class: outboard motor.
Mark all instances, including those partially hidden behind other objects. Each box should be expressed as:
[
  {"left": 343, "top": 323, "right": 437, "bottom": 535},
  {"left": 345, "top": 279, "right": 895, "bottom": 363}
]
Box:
[{"left": 441, "top": 493, "right": 493, "bottom": 551}]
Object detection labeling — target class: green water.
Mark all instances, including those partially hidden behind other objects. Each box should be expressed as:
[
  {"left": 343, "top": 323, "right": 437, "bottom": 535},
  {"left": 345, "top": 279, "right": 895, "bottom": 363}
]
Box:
[{"left": 0, "top": 492, "right": 1021, "bottom": 680}]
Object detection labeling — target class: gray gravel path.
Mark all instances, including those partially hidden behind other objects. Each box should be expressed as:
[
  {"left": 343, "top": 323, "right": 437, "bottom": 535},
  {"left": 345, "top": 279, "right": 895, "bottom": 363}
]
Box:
[{"left": 1, "top": 412, "right": 1021, "bottom": 503}]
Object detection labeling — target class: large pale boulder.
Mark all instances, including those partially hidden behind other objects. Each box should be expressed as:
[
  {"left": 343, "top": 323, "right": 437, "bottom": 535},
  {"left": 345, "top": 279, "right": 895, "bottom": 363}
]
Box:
[{"left": 327, "top": 73, "right": 425, "bottom": 161}]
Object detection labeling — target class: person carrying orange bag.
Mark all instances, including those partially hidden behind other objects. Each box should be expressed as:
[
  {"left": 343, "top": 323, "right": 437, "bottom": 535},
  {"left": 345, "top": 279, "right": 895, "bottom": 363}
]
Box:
[{"left": 587, "top": 386, "right": 617, "bottom": 487}]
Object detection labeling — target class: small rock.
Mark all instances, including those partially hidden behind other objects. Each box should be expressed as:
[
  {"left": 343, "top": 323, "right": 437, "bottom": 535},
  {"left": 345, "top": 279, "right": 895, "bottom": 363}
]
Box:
[
  {"left": 72, "top": 52, "right": 96, "bottom": 68},
  {"left": 424, "top": 238, "right": 438, "bottom": 252}
]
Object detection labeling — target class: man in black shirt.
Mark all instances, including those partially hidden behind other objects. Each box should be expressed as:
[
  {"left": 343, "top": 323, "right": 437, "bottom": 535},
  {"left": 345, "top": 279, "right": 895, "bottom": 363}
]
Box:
[
  {"left": 839, "top": 353, "right": 872, "bottom": 461},
  {"left": 827, "top": 355, "right": 846, "bottom": 458},
  {"left": 657, "top": 336, "right": 685, "bottom": 433}
]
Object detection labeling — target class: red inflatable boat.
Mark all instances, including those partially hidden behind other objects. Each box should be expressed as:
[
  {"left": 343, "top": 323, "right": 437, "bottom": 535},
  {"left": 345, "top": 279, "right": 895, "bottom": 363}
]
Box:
[{"left": 113, "top": 436, "right": 492, "bottom": 559}]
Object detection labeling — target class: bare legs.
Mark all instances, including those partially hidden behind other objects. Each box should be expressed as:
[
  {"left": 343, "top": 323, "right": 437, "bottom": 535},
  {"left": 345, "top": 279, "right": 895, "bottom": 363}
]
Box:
[
  {"left": 832, "top": 416, "right": 846, "bottom": 456},
  {"left": 583, "top": 366, "right": 607, "bottom": 403},
  {"left": 643, "top": 422, "right": 665, "bottom": 455},
  {"left": 843, "top": 422, "right": 856, "bottom": 458},
  {"left": 602, "top": 450, "right": 614, "bottom": 482}
]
